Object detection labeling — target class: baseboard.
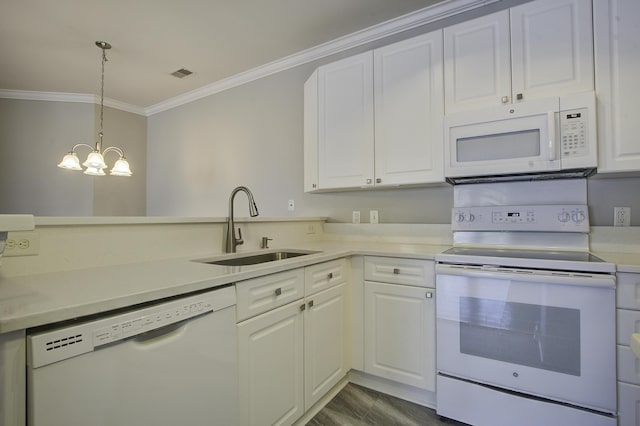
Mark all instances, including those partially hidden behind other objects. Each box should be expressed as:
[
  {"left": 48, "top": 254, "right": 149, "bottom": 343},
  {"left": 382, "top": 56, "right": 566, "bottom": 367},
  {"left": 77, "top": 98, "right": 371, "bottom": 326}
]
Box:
[
  {"left": 293, "top": 376, "right": 350, "bottom": 425},
  {"left": 348, "top": 369, "right": 437, "bottom": 409}
]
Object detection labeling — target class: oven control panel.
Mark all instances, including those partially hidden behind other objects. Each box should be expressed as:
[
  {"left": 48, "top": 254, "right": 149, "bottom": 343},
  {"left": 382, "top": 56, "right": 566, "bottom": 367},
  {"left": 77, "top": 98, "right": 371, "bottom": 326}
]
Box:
[{"left": 452, "top": 204, "right": 589, "bottom": 232}]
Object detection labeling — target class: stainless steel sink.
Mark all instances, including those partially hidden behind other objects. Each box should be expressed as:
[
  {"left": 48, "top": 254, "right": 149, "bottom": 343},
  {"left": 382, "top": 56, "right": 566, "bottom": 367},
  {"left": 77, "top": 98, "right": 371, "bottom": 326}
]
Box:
[{"left": 195, "top": 250, "right": 319, "bottom": 266}]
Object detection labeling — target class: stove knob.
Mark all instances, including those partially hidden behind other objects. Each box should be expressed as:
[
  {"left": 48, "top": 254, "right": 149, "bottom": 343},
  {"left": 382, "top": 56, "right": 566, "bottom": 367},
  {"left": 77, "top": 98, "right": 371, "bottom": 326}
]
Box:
[
  {"left": 468, "top": 214, "right": 475, "bottom": 222},
  {"left": 456, "top": 213, "right": 465, "bottom": 223},
  {"left": 572, "top": 211, "right": 586, "bottom": 223},
  {"left": 558, "top": 211, "right": 571, "bottom": 223}
]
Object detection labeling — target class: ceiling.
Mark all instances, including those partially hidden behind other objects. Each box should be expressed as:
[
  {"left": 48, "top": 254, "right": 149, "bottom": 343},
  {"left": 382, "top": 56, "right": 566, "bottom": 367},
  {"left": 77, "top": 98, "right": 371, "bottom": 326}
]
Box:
[{"left": 0, "top": 0, "right": 446, "bottom": 109}]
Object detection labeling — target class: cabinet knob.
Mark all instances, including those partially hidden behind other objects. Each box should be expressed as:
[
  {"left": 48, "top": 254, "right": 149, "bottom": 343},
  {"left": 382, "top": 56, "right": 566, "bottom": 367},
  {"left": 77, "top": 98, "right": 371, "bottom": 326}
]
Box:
[
  {"left": 376, "top": 178, "right": 382, "bottom": 184},
  {"left": 328, "top": 272, "right": 333, "bottom": 280},
  {"left": 308, "top": 300, "right": 314, "bottom": 308},
  {"left": 275, "top": 288, "right": 282, "bottom": 296},
  {"left": 516, "top": 93, "right": 523, "bottom": 101},
  {"left": 366, "top": 179, "right": 372, "bottom": 184},
  {"left": 300, "top": 303, "right": 306, "bottom": 312},
  {"left": 501, "top": 96, "right": 509, "bottom": 104},
  {"left": 312, "top": 183, "right": 317, "bottom": 189},
  {"left": 393, "top": 268, "right": 400, "bottom": 275},
  {"left": 426, "top": 291, "right": 433, "bottom": 299}
]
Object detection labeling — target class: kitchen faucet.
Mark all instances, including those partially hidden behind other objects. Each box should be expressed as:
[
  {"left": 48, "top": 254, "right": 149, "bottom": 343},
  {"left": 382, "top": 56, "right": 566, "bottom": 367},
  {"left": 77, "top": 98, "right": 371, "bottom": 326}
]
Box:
[{"left": 226, "top": 186, "right": 259, "bottom": 253}]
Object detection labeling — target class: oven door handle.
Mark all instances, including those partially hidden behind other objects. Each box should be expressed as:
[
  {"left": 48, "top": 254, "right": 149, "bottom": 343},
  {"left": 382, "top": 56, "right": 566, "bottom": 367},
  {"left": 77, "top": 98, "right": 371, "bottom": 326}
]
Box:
[{"left": 436, "top": 265, "right": 615, "bottom": 289}]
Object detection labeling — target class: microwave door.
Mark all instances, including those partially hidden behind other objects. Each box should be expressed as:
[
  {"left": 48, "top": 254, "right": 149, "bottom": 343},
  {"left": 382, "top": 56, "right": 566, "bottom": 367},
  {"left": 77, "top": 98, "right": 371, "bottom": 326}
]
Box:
[{"left": 445, "top": 99, "right": 561, "bottom": 178}]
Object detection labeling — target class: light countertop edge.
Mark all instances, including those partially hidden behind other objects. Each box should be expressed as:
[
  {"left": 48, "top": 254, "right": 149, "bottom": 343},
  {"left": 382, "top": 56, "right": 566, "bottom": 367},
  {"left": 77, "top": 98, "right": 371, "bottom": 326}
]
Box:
[{"left": 0, "top": 241, "right": 448, "bottom": 334}]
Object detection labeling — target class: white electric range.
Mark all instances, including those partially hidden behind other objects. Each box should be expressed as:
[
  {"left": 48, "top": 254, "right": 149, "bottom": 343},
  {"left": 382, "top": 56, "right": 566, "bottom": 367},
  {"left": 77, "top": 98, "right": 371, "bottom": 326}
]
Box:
[{"left": 435, "top": 181, "right": 617, "bottom": 426}]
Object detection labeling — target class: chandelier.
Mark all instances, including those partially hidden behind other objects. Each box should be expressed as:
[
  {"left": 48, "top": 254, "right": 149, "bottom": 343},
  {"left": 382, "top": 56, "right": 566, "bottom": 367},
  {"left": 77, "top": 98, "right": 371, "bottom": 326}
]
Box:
[{"left": 57, "top": 41, "right": 132, "bottom": 176}]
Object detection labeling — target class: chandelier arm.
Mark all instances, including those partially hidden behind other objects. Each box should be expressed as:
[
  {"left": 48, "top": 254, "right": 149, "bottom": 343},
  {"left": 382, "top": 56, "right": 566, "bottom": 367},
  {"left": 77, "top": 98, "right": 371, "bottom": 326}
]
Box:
[
  {"left": 102, "top": 146, "right": 125, "bottom": 158},
  {"left": 71, "top": 143, "right": 96, "bottom": 153}
]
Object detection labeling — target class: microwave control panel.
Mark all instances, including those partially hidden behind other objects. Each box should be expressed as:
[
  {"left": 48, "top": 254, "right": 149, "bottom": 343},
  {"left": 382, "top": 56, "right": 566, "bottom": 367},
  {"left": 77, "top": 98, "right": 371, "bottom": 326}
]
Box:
[
  {"left": 560, "top": 107, "right": 588, "bottom": 158},
  {"left": 452, "top": 204, "right": 589, "bottom": 232}
]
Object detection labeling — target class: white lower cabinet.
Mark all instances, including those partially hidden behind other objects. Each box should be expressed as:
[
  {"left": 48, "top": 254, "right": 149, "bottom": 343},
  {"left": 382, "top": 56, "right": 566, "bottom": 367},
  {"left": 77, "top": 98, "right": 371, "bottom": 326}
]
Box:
[
  {"left": 362, "top": 256, "right": 436, "bottom": 392},
  {"left": 616, "top": 272, "right": 640, "bottom": 425},
  {"left": 237, "top": 261, "right": 349, "bottom": 426},
  {"left": 238, "top": 300, "right": 305, "bottom": 426},
  {"left": 364, "top": 281, "right": 436, "bottom": 391},
  {"left": 304, "top": 283, "right": 348, "bottom": 410}
]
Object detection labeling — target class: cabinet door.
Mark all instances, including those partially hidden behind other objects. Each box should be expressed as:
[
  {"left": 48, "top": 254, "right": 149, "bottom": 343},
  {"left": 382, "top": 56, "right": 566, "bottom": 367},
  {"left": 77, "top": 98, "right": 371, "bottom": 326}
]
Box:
[
  {"left": 510, "top": 0, "right": 594, "bottom": 102},
  {"left": 444, "top": 10, "right": 511, "bottom": 113},
  {"left": 318, "top": 52, "right": 375, "bottom": 189},
  {"left": 594, "top": 0, "right": 640, "bottom": 173},
  {"left": 238, "top": 301, "right": 304, "bottom": 426},
  {"left": 304, "top": 283, "right": 348, "bottom": 410},
  {"left": 374, "top": 31, "right": 444, "bottom": 186},
  {"left": 618, "top": 382, "right": 640, "bottom": 426},
  {"left": 304, "top": 70, "right": 319, "bottom": 192},
  {"left": 364, "top": 281, "right": 436, "bottom": 391}
]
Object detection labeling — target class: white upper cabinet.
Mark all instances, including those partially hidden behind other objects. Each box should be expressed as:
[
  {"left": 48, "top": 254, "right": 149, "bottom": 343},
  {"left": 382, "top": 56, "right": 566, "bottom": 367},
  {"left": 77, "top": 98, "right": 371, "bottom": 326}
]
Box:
[
  {"left": 594, "top": 0, "right": 640, "bottom": 173},
  {"left": 510, "top": 0, "right": 593, "bottom": 101},
  {"left": 304, "top": 30, "right": 444, "bottom": 192},
  {"left": 444, "top": 0, "right": 594, "bottom": 113},
  {"left": 317, "top": 52, "right": 375, "bottom": 190},
  {"left": 374, "top": 31, "right": 444, "bottom": 186},
  {"left": 444, "top": 11, "right": 512, "bottom": 113}
]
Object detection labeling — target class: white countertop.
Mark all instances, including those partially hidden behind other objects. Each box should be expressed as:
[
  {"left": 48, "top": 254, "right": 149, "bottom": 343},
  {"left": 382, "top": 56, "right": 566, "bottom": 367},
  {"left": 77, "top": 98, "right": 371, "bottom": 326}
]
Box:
[{"left": 0, "top": 240, "right": 448, "bottom": 334}]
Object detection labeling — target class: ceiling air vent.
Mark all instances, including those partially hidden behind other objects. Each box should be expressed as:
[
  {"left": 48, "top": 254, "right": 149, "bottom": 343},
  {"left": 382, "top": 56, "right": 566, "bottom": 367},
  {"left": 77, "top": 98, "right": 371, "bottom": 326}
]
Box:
[{"left": 171, "top": 68, "right": 193, "bottom": 78}]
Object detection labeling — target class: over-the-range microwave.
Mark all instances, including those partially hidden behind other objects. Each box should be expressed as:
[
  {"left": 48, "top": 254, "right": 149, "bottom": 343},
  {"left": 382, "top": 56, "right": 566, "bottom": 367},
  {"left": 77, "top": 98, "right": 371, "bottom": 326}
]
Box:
[{"left": 444, "top": 91, "right": 597, "bottom": 184}]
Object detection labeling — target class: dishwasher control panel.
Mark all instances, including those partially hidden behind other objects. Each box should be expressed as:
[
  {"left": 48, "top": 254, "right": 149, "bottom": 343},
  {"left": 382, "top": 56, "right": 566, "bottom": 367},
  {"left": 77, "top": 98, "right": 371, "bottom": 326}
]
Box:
[
  {"left": 28, "top": 286, "right": 235, "bottom": 369},
  {"left": 451, "top": 204, "right": 589, "bottom": 232}
]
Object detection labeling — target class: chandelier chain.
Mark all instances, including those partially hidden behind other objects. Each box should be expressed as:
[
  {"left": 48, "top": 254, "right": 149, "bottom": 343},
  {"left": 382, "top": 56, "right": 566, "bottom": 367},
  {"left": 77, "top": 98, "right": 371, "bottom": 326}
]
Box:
[{"left": 100, "top": 47, "right": 107, "bottom": 135}]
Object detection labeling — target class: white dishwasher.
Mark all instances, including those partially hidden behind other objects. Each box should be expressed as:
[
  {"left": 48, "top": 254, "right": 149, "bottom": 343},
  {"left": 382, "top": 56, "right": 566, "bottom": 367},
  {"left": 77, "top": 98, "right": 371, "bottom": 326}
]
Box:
[{"left": 27, "top": 285, "right": 238, "bottom": 426}]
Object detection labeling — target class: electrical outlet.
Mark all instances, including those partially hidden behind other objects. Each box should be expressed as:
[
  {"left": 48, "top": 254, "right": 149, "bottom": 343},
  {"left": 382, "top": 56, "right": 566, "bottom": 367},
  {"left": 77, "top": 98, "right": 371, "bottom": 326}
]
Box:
[
  {"left": 352, "top": 211, "right": 361, "bottom": 224},
  {"left": 614, "top": 207, "right": 631, "bottom": 227},
  {"left": 288, "top": 199, "right": 295, "bottom": 211},
  {"left": 370, "top": 210, "right": 379, "bottom": 224},
  {"left": 4, "top": 231, "right": 39, "bottom": 256}
]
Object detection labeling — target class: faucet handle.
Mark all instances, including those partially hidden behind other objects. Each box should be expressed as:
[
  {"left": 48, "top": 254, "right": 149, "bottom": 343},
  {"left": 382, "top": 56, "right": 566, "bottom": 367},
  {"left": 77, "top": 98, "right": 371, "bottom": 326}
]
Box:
[
  {"left": 261, "top": 236, "right": 273, "bottom": 249},
  {"left": 236, "top": 227, "right": 244, "bottom": 246}
]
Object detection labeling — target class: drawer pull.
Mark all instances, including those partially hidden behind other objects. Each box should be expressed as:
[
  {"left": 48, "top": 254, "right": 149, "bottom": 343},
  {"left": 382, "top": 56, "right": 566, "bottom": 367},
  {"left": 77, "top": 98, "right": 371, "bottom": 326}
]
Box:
[
  {"left": 308, "top": 300, "right": 314, "bottom": 308},
  {"left": 393, "top": 268, "right": 400, "bottom": 275},
  {"left": 275, "top": 288, "right": 282, "bottom": 296},
  {"left": 327, "top": 272, "right": 333, "bottom": 280},
  {"left": 426, "top": 291, "right": 433, "bottom": 299}
]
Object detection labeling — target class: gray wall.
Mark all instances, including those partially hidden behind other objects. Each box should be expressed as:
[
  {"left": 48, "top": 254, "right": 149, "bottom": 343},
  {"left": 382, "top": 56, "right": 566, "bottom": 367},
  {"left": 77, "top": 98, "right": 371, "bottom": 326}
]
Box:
[
  {"left": 146, "top": 31, "right": 640, "bottom": 226},
  {"left": 0, "top": 99, "right": 146, "bottom": 216},
  {"left": 0, "top": 99, "right": 94, "bottom": 215}
]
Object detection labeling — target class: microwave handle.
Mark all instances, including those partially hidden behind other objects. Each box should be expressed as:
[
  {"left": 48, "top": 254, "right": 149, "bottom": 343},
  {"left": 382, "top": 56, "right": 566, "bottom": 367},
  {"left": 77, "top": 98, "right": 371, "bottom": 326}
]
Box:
[{"left": 548, "top": 111, "right": 557, "bottom": 161}]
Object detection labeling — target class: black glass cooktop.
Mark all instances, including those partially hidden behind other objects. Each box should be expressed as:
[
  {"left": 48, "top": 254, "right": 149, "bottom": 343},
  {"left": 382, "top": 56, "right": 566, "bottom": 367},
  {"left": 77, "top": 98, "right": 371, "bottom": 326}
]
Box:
[{"left": 441, "top": 247, "right": 606, "bottom": 264}]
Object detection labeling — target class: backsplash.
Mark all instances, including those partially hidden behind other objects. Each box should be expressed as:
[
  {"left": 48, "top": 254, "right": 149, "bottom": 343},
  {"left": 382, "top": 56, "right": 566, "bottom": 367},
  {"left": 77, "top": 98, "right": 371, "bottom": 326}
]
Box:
[{"left": 0, "top": 217, "right": 325, "bottom": 278}]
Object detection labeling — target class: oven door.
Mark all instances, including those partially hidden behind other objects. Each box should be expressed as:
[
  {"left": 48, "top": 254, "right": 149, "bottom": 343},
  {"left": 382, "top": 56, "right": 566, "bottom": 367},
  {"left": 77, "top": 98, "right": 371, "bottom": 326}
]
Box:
[
  {"left": 436, "top": 264, "right": 616, "bottom": 414},
  {"left": 444, "top": 97, "right": 560, "bottom": 178}
]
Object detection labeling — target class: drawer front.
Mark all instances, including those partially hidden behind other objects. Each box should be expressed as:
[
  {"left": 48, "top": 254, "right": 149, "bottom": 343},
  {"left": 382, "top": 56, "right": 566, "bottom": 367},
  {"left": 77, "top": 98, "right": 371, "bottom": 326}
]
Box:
[
  {"left": 618, "top": 308, "right": 640, "bottom": 346},
  {"left": 618, "top": 381, "right": 640, "bottom": 426},
  {"left": 305, "top": 258, "right": 348, "bottom": 296},
  {"left": 364, "top": 256, "right": 434, "bottom": 287},
  {"left": 618, "top": 344, "right": 640, "bottom": 385},
  {"left": 236, "top": 268, "right": 304, "bottom": 322},
  {"left": 617, "top": 273, "right": 640, "bottom": 310}
]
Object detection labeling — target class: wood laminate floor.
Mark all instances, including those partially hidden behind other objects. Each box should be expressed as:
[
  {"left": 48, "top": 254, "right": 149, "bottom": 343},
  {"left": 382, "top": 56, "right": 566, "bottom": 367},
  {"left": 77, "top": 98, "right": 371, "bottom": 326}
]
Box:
[{"left": 307, "top": 383, "right": 469, "bottom": 426}]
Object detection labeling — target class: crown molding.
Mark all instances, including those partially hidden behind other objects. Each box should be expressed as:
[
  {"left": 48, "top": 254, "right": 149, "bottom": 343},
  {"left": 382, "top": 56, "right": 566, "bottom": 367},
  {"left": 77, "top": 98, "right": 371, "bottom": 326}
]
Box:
[
  {"left": 144, "top": 0, "right": 499, "bottom": 116},
  {"left": 1, "top": 0, "right": 498, "bottom": 117},
  {"left": 0, "top": 89, "right": 146, "bottom": 116}
]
